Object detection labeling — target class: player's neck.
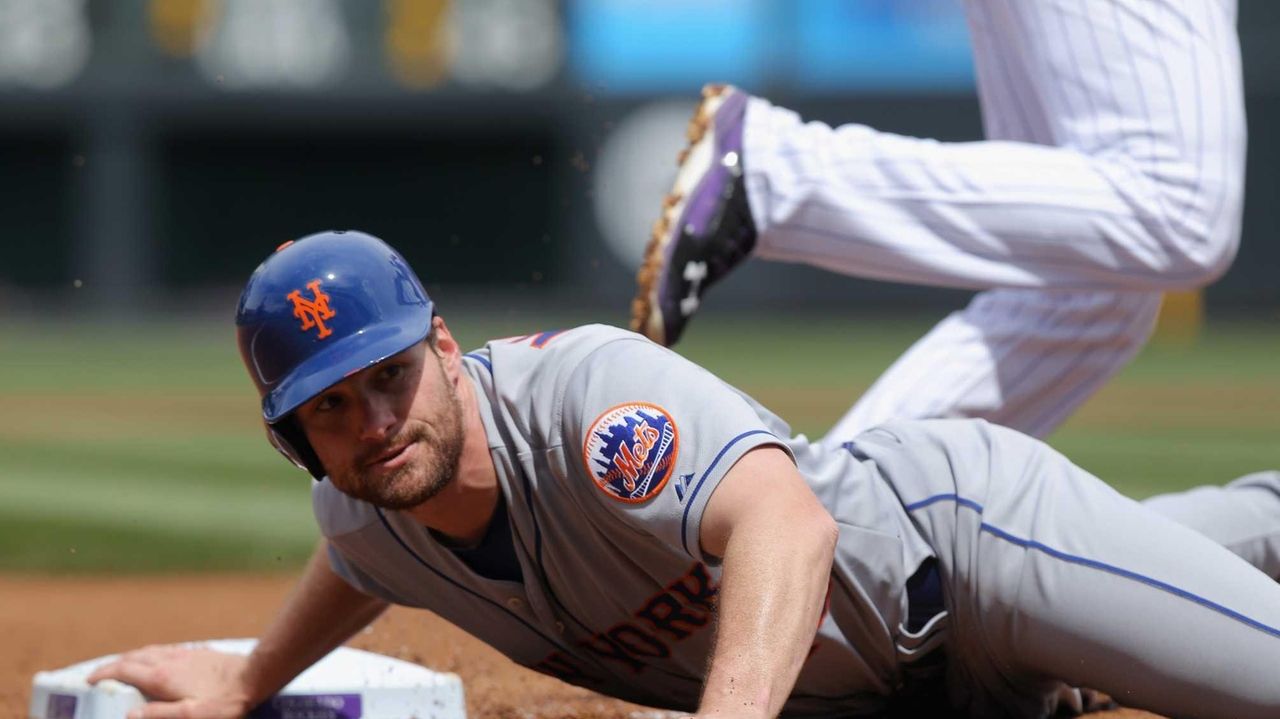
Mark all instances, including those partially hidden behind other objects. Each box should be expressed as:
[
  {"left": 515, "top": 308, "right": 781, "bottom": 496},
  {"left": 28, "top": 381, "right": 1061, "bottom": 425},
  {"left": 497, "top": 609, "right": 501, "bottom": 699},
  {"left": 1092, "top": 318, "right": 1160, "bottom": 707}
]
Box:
[{"left": 405, "top": 374, "right": 499, "bottom": 544}]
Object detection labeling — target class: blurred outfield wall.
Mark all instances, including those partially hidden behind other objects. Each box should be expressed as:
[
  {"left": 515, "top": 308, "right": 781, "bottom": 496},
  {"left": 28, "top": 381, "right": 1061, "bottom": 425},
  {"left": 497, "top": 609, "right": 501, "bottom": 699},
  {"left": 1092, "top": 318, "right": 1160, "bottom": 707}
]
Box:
[{"left": 0, "top": 0, "right": 1277, "bottom": 317}]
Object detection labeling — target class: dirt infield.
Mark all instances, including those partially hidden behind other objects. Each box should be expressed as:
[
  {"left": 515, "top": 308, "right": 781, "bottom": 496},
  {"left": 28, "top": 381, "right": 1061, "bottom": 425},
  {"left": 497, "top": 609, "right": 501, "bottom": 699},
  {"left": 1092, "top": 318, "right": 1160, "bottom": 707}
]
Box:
[{"left": 3, "top": 574, "right": 1160, "bottom": 719}]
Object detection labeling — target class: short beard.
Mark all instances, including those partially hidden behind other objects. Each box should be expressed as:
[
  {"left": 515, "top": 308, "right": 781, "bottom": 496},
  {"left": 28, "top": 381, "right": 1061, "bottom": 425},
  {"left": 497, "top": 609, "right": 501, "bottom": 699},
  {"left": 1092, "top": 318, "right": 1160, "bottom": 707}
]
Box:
[{"left": 336, "top": 372, "right": 465, "bottom": 510}]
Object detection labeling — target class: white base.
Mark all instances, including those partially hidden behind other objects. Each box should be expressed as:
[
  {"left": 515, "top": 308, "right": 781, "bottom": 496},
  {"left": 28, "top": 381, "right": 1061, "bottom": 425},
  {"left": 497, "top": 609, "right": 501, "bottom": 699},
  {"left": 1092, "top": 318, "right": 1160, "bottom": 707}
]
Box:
[{"left": 29, "top": 639, "right": 466, "bottom": 719}]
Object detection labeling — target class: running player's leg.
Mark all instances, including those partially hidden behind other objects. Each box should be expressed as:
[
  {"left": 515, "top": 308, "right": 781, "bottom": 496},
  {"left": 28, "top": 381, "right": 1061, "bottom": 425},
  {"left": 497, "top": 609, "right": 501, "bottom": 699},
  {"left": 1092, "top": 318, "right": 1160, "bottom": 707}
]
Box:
[
  {"left": 745, "top": 0, "right": 1245, "bottom": 290},
  {"left": 818, "top": 288, "right": 1160, "bottom": 445},
  {"left": 816, "top": 0, "right": 1238, "bottom": 439},
  {"left": 860, "top": 420, "right": 1280, "bottom": 718},
  {"left": 1142, "top": 471, "right": 1280, "bottom": 579}
]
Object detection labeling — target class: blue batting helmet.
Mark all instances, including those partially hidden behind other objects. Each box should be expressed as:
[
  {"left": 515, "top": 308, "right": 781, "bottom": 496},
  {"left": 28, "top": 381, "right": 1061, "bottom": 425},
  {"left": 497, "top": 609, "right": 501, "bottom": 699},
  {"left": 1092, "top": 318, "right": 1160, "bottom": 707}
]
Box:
[{"left": 235, "top": 230, "right": 434, "bottom": 477}]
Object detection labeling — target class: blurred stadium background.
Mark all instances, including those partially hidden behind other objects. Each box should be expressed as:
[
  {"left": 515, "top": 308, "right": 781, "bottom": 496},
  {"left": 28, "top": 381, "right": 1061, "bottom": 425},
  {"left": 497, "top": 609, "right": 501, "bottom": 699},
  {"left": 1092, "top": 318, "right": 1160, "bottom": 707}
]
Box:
[{"left": 1, "top": 0, "right": 1277, "bottom": 574}]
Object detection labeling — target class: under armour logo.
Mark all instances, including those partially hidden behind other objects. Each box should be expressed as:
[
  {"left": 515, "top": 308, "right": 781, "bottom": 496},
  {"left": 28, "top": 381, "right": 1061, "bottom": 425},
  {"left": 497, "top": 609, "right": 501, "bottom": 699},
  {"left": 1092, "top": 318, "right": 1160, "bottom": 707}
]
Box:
[
  {"left": 286, "top": 279, "right": 336, "bottom": 339},
  {"left": 673, "top": 472, "right": 695, "bottom": 503},
  {"left": 681, "top": 261, "right": 708, "bottom": 316}
]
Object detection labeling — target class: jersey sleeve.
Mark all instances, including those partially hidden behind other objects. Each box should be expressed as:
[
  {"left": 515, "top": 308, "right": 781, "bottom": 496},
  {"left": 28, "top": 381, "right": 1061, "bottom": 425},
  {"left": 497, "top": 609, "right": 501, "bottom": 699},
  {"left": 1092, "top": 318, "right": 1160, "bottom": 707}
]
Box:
[
  {"left": 326, "top": 540, "right": 401, "bottom": 603},
  {"left": 561, "top": 337, "right": 789, "bottom": 564}
]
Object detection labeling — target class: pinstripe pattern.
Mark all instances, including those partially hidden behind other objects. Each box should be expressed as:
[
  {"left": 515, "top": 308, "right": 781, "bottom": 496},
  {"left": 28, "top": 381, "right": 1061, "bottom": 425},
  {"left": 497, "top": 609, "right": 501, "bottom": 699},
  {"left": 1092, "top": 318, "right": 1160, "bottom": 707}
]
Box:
[
  {"left": 819, "top": 289, "right": 1161, "bottom": 444},
  {"left": 742, "top": 0, "right": 1243, "bottom": 440},
  {"left": 1015, "top": 291, "right": 1160, "bottom": 435}
]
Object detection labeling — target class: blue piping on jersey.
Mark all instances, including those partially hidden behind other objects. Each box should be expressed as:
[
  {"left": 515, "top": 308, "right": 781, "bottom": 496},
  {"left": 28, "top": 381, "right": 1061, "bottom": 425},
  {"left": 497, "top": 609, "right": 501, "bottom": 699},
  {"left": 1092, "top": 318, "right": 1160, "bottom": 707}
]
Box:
[
  {"left": 904, "top": 493, "right": 985, "bottom": 514},
  {"left": 464, "top": 352, "right": 492, "bottom": 374},
  {"left": 374, "top": 507, "right": 567, "bottom": 650},
  {"left": 514, "top": 466, "right": 596, "bottom": 638},
  {"left": 680, "top": 429, "right": 778, "bottom": 556},
  {"left": 906, "top": 496, "right": 1280, "bottom": 640}
]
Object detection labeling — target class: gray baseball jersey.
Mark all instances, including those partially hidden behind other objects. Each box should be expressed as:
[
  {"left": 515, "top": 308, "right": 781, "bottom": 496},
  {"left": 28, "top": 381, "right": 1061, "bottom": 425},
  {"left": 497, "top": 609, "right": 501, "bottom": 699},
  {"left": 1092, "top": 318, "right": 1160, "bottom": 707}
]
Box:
[
  {"left": 315, "top": 325, "right": 1280, "bottom": 718},
  {"left": 315, "top": 324, "right": 932, "bottom": 714}
]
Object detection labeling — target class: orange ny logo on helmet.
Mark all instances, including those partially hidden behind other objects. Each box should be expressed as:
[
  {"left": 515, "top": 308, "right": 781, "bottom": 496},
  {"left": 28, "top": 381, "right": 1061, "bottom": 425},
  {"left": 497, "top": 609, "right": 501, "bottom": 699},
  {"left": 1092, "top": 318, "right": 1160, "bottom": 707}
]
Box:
[{"left": 287, "top": 280, "right": 336, "bottom": 339}]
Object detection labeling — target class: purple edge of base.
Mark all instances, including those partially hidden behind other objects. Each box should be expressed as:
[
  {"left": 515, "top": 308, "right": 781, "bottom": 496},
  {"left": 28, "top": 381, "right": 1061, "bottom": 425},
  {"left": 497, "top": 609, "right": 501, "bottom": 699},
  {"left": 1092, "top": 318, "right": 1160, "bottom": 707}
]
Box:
[{"left": 249, "top": 693, "right": 363, "bottom": 719}]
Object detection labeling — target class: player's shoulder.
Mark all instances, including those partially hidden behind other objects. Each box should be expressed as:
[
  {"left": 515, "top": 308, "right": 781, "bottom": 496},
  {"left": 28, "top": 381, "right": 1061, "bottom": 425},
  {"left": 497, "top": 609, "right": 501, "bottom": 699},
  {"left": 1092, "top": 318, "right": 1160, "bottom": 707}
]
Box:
[
  {"left": 464, "top": 324, "right": 669, "bottom": 448},
  {"left": 484, "top": 323, "right": 641, "bottom": 356},
  {"left": 471, "top": 323, "right": 653, "bottom": 380}
]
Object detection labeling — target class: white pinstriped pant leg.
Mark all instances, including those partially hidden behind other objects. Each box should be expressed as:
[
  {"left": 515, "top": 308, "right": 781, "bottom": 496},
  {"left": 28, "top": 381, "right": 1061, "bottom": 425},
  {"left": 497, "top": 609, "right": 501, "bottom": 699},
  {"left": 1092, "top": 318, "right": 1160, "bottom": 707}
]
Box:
[
  {"left": 739, "top": 0, "right": 1245, "bottom": 442},
  {"left": 820, "top": 288, "right": 1161, "bottom": 445},
  {"left": 743, "top": 0, "right": 1244, "bottom": 290}
]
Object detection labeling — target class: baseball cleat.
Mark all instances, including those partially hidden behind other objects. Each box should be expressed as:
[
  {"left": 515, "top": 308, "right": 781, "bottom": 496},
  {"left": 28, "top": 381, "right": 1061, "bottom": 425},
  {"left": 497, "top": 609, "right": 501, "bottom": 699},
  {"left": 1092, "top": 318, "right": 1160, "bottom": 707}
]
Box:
[{"left": 632, "top": 84, "right": 757, "bottom": 347}]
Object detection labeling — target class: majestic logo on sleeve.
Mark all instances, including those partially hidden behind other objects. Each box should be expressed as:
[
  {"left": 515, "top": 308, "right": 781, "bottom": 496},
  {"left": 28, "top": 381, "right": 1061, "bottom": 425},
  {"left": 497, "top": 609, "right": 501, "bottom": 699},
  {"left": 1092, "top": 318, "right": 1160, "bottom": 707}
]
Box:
[
  {"left": 583, "top": 402, "right": 679, "bottom": 503},
  {"left": 286, "top": 279, "right": 336, "bottom": 339}
]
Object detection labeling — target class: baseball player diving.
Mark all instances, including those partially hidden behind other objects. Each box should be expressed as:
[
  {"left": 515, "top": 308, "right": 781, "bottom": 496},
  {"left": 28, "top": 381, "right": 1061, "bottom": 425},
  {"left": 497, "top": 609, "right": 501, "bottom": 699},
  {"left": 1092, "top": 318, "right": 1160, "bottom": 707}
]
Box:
[
  {"left": 633, "top": 0, "right": 1246, "bottom": 443},
  {"left": 90, "top": 231, "right": 1280, "bottom": 718}
]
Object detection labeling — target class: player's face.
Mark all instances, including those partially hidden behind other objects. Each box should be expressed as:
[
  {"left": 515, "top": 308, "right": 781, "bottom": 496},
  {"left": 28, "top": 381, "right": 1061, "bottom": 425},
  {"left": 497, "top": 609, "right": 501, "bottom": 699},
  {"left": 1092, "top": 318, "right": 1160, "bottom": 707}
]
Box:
[{"left": 296, "top": 339, "right": 465, "bottom": 509}]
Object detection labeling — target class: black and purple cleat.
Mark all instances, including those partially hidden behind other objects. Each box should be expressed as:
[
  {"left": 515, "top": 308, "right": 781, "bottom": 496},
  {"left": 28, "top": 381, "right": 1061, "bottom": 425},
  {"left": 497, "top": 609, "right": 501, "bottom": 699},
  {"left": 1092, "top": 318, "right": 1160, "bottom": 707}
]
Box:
[{"left": 632, "top": 84, "right": 758, "bottom": 347}]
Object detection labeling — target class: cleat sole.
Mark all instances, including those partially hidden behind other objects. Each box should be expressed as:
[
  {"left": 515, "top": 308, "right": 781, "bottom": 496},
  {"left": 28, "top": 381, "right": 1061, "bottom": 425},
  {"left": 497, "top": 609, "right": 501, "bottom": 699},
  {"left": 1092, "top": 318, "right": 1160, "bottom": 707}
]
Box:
[{"left": 631, "top": 84, "right": 731, "bottom": 345}]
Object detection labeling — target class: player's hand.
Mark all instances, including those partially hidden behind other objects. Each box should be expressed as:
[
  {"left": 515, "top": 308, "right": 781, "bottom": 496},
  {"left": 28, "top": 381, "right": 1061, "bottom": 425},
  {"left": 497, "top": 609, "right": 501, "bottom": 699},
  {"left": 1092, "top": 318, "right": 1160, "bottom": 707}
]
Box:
[
  {"left": 87, "top": 645, "right": 255, "bottom": 719},
  {"left": 1055, "top": 684, "right": 1117, "bottom": 715}
]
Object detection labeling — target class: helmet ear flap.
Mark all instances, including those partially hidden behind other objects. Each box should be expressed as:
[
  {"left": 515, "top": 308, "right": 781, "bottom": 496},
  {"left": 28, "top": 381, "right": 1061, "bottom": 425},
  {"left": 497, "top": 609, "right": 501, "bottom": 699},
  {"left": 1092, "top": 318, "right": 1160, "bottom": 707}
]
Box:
[{"left": 265, "top": 416, "right": 327, "bottom": 480}]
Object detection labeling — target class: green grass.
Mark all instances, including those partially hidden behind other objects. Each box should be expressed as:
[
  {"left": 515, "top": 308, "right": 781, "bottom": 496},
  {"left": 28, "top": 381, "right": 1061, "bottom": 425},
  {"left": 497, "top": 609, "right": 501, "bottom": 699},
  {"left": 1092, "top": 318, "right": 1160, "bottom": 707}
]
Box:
[{"left": 2, "top": 312, "right": 1277, "bottom": 573}]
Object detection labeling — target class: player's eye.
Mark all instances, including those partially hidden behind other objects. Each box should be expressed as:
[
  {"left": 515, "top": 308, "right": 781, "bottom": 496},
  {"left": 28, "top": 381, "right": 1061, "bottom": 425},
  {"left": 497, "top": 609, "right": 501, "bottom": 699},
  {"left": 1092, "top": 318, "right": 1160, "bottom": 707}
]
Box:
[
  {"left": 314, "top": 394, "right": 342, "bottom": 412},
  {"left": 378, "top": 364, "right": 404, "bottom": 382}
]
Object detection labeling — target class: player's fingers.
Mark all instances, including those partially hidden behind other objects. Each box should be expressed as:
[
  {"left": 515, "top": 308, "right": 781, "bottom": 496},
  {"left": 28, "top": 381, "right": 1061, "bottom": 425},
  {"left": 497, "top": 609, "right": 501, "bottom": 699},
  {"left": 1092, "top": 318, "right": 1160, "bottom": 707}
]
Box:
[
  {"left": 1079, "top": 688, "right": 1117, "bottom": 712},
  {"left": 85, "top": 655, "right": 138, "bottom": 680},
  {"left": 86, "top": 659, "right": 169, "bottom": 695},
  {"left": 86, "top": 660, "right": 121, "bottom": 685},
  {"left": 93, "top": 645, "right": 171, "bottom": 678}
]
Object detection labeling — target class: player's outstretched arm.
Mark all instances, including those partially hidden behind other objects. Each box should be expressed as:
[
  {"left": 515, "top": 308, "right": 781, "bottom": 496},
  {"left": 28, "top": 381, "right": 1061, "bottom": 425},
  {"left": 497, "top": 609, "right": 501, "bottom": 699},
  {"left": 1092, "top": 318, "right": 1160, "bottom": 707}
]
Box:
[
  {"left": 694, "top": 446, "right": 838, "bottom": 719},
  {"left": 87, "top": 540, "right": 389, "bottom": 719}
]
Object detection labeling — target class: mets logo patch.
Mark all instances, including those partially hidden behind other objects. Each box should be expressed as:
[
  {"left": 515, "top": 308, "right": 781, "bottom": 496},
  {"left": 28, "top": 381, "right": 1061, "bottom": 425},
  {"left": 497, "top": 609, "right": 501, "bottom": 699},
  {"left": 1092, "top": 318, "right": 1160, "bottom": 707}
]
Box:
[
  {"left": 583, "top": 402, "right": 679, "bottom": 503},
  {"left": 287, "top": 279, "right": 336, "bottom": 339}
]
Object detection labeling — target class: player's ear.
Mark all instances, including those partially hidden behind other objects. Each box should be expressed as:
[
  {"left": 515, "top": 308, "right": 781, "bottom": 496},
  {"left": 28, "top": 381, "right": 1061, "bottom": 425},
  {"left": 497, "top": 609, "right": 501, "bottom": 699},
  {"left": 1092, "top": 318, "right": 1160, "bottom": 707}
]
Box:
[{"left": 429, "top": 315, "right": 462, "bottom": 376}]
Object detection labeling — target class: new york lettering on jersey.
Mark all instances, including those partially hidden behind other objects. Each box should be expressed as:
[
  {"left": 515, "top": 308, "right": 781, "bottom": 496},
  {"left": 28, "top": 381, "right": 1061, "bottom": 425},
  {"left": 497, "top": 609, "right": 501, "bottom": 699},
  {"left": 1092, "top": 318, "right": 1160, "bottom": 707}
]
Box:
[{"left": 533, "top": 562, "right": 718, "bottom": 679}]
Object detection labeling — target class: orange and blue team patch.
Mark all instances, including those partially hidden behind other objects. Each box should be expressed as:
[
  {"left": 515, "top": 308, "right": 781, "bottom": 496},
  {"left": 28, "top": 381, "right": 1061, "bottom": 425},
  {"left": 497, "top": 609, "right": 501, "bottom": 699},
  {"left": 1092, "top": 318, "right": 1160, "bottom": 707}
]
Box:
[{"left": 583, "top": 402, "right": 679, "bottom": 503}]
